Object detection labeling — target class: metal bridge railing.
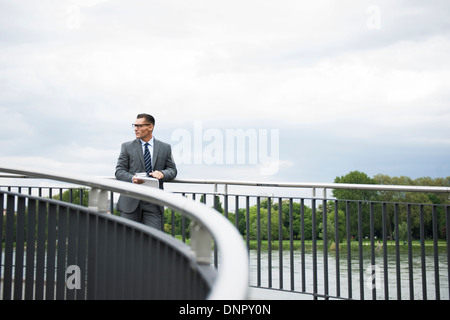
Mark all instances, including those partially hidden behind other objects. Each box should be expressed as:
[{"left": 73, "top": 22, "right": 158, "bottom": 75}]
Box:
[
  {"left": 0, "top": 166, "right": 249, "bottom": 300},
  {"left": 164, "top": 179, "right": 450, "bottom": 300},
  {"left": 2, "top": 169, "right": 449, "bottom": 300}
]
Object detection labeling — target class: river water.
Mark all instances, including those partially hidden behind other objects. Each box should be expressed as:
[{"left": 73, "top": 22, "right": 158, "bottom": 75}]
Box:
[{"left": 248, "top": 249, "right": 449, "bottom": 300}]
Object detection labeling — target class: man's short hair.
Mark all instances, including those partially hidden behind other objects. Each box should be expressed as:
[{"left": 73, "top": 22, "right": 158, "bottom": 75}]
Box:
[{"left": 137, "top": 113, "right": 155, "bottom": 126}]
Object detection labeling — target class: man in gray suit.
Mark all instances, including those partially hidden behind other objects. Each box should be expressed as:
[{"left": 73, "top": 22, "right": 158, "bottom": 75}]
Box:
[{"left": 115, "top": 113, "right": 177, "bottom": 230}]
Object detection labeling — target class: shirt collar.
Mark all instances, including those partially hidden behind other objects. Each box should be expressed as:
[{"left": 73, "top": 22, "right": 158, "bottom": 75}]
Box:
[{"left": 140, "top": 137, "right": 154, "bottom": 146}]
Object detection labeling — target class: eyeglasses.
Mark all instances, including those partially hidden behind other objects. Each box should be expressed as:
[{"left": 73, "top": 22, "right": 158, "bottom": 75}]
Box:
[{"left": 132, "top": 124, "right": 152, "bottom": 129}]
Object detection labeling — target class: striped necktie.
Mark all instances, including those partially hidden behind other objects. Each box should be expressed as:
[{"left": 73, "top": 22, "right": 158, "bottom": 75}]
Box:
[{"left": 144, "top": 142, "right": 152, "bottom": 176}]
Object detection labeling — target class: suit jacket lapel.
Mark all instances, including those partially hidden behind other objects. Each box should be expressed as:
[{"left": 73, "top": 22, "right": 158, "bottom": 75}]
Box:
[
  {"left": 134, "top": 139, "right": 145, "bottom": 169},
  {"left": 152, "top": 138, "right": 160, "bottom": 168}
]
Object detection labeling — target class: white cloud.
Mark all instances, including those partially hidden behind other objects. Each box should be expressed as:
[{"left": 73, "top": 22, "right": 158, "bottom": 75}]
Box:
[{"left": 0, "top": 1, "right": 449, "bottom": 181}]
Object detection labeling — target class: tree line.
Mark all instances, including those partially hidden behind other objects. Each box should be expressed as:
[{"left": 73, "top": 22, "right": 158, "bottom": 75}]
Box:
[
  {"left": 194, "top": 171, "right": 450, "bottom": 243},
  {"left": 332, "top": 171, "right": 449, "bottom": 242}
]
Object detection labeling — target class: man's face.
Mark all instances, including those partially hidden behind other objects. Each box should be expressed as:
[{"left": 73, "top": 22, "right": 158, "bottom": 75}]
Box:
[{"left": 134, "top": 117, "right": 153, "bottom": 141}]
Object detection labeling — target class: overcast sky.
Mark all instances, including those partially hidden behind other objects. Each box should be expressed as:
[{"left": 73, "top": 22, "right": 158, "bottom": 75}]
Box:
[{"left": 1, "top": 0, "right": 449, "bottom": 183}]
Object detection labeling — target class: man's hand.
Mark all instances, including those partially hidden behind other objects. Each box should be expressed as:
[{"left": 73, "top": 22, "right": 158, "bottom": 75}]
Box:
[
  {"left": 132, "top": 176, "right": 145, "bottom": 184},
  {"left": 132, "top": 171, "right": 164, "bottom": 183},
  {"left": 150, "top": 170, "right": 164, "bottom": 180}
]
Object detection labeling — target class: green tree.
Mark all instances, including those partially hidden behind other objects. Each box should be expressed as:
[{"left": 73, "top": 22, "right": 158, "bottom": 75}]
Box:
[
  {"left": 333, "top": 171, "right": 378, "bottom": 201},
  {"left": 398, "top": 222, "right": 408, "bottom": 243},
  {"left": 164, "top": 209, "right": 191, "bottom": 238},
  {"left": 373, "top": 173, "right": 450, "bottom": 239},
  {"left": 270, "top": 199, "right": 316, "bottom": 240},
  {"left": 333, "top": 171, "right": 377, "bottom": 238},
  {"left": 52, "top": 188, "right": 89, "bottom": 207},
  {"left": 247, "top": 205, "right": 288, "bottom": 240},
  {"left": 317, "top": 201, "right": 346, "bottom": 245},
  {"left": 234, "top": 208, "right": 247, "bottom": 236}
]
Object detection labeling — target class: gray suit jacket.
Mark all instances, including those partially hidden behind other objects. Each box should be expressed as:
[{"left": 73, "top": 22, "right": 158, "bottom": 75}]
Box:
[{"left": 115, "top": 138, "right": 177, "bottom": 213}]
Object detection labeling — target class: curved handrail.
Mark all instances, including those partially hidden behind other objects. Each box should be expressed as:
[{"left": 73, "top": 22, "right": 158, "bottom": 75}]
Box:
[
  {"left": 4, "top": 173, "right": 448, "bottom": 194},
  {"left": 169, "top": 178, "right": 450, "bottom": 193},
  {"left": 0, "top": 165, "right": 249, "bottom": 300}
]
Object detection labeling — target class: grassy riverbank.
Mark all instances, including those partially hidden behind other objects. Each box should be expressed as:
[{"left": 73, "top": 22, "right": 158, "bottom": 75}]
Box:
[
  {"left": 246, "top": 239, "right": 448, "bottom": 254},
  {"left": 171, "top": 235, "right": 447, "bottom": 254}
]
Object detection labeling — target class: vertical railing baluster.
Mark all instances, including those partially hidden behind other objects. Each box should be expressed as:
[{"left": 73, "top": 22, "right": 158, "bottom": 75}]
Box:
[
  {"left": 182, "top": 214, "right": 186, "bottom": 243},
  {"left": 171, "top": 209, "right": 175, "bottom": 237},
  {"left": 25, "top": 198, "right": 37, "bottom": 300},
  {"left": 358, "top": 202, "right": 364, "bottom": 300},
  {"left": 56, "top": 206, "right": 68, "bottom": 300},
  {"left": 0, "top": 192, "right": 4, "bottom": 300},
  {"left": 346, "top": 201, "right": 352, "bottom": 299},
  {"left": 300, "top": 199, "right": 306, "bottom": 293},
  {"left": 123, "top": 225, "right": 133, "bottom": 299},
  {"left": 311, "top": 198, "right": 317, "bottom": 299},
  {"left": 224, "top": 191, "right": 228, "bottom": 219},
  {"left": 407, "top": 204, "right": 414, "bottom": 300},
  {"left": 432, "top": 205, "right": 440, "bottom": 300},
  {"left": 446, "top": 205, "right": 450, "bottom": 300},
  {"left": 395, "top": 203, "right": 401, "bottom": 300},
  {"left": 14, "top": 196, "right": 26, "bottom": 299},
  {"left": 110, "top": 191, "right": 114, "bottom": 215},
  {"left": 235, "top": 195, "right": 240, "bottom": 230},
  {"left": 278, "top": 197, "right": 283, "bottom": 290},
  {"left": 213, "top": 194, "right": 219, "bottom": 268},
  {"left": 267, "top": 197, "right": 272, "bottom": 288},
  {"left": 334, "top": 200, "right": 341, "bottom": 299},
  {"left": 3, "top": 194, "right": 16, "bottom": 300},
  {"left": 382, "top": 203, "right": 389, "bottom": 300},
  {"left": 370, "top": 202, "right": 376, "bottom": 300},
  {"left": 76, "top": 209, "right": 88, "bottom": 300},
  {"left": 45, "top": 203, "right": 57, "bottom": 300},
  {"left": 142, "top": 233, "right": 152, "bottom": 299},
  {"left": 35, "top": 200, "right": 47, "bottom": 300},
  {"left": 135, "top": 231, "right": 144, "bottom": 299},
  {"left": 323, "top": 198, "right": 329, "bottom": 300},
  {"left": 419, "top": 205, "right": 427, "bottom": 300},
  {"left": 66, "top": 207, "right": 78, "bottom": 300},
  {"left": 289, "top": 198, "right": 294, "bottom": 291},
  {"left": 256, "top": 196, "right": 261, "bottom": 287},
  {"left": 246, "top": 196, "right": 250, "bottom": 250},
  {"left": 86, "top": 213, "right": 97, "bottom": 300}
]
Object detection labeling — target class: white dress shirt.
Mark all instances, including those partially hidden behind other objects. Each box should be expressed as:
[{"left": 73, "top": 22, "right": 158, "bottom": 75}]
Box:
[{"left": 140, "top": 137, "right": 154, "bottom": 167}]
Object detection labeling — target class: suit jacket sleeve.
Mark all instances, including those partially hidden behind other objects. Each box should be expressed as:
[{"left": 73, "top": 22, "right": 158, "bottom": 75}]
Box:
[
  {"left": 115, "top": 141, "right": 135, "bottom": 183},
  {"left": 160, "top": 143, "right": 177, "bottom": 182}
]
